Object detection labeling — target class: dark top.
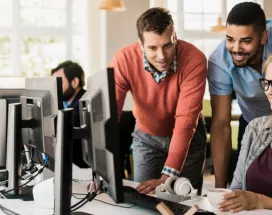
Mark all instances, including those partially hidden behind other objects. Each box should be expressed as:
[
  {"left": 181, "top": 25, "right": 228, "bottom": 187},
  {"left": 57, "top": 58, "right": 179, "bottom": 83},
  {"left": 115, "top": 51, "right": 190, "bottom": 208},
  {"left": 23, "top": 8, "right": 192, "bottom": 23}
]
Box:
[
  {"left": 67, "top": 88, "right": 88, "bottom": 168},
  {"left": 246, "top": 144, "right": 272, "bottom": 197}
]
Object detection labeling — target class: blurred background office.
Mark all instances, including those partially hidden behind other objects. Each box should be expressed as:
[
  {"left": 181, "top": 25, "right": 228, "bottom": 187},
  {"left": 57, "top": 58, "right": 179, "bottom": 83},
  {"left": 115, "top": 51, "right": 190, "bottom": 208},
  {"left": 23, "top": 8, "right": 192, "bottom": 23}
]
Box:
[
  {"left": 0, "top": 0, "right": 269, "bottom": 106},
  {"left": 0, "top": 0, "right": 270, "bottom": 192}
]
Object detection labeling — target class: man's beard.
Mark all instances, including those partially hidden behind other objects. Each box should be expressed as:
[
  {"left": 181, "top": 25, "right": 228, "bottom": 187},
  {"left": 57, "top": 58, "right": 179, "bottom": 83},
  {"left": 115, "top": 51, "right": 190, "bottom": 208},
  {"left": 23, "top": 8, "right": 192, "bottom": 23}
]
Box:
[
  {"left": 63, "top": 84, "right": 75, "bottom": 101},
  {"left": 230, "top": 43, "right": 262, "bottom": 67}
]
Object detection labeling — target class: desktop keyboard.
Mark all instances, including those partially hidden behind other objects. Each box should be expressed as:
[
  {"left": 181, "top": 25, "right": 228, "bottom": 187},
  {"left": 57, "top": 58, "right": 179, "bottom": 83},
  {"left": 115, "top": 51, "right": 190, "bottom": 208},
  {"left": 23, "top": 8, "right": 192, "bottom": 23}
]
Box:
[{"left": 123, "top": 186, "right": 215, "bottom": 215}]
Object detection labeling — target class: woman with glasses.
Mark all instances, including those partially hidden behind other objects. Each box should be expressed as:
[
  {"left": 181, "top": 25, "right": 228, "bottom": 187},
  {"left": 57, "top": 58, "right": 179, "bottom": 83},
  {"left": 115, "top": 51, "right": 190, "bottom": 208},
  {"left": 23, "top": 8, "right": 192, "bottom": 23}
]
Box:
[{"left": 217, "top": 56, "right": 272, "bottom": 213}]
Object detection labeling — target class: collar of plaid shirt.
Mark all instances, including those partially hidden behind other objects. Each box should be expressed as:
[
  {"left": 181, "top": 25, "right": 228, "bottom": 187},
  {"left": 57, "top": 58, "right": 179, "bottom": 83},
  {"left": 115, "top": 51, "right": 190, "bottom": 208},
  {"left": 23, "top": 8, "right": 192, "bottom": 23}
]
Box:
[{"left": 143, "top": 45, "right": 178, "bottom": 84}]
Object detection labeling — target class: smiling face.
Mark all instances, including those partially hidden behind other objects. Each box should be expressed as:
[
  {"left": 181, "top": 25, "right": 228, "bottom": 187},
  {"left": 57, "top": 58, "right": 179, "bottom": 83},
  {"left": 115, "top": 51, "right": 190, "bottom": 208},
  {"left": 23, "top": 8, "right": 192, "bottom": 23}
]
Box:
[
  {"left": 264, "top": 63, "right": 272, "bottom": 109},
  {"left": 226, "top": 24, "right": 267, "bottom": 67},
  {"left": 140, "top": 29, "right": 176, "bottom": 72}
]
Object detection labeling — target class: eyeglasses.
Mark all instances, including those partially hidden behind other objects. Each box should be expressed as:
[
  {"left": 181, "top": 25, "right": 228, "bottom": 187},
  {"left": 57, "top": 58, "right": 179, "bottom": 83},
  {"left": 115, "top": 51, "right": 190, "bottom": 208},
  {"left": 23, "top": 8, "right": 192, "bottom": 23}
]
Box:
[{"left": 259, "top": 78, "right": 272, "bottom": 91}]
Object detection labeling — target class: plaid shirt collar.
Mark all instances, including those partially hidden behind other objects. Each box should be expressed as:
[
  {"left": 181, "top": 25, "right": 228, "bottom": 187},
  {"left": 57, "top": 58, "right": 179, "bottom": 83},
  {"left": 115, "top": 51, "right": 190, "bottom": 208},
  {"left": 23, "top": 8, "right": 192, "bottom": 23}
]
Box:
[{"left": 143, "top": 44, "right": 178, "bottom": 84}]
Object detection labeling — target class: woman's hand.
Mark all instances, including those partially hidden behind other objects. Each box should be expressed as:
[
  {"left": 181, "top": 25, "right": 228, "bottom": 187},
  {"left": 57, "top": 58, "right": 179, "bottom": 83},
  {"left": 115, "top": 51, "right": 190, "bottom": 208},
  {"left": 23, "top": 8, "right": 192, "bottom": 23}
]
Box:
[{"left": 218, "top": 190, "right": 262, "bottom": 213}]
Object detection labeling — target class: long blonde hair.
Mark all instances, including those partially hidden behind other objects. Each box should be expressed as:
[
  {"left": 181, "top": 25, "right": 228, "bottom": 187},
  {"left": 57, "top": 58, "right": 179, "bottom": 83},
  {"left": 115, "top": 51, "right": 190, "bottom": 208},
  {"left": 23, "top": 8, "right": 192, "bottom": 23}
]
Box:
[{"left": 263, "top": 55, "right": 272, "bottom": 77}]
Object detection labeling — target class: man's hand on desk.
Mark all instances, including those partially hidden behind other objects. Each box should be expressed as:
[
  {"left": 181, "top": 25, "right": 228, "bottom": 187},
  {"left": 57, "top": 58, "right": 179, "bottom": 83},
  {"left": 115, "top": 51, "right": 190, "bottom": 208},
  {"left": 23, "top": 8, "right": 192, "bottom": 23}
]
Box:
[{"left": 136, "top": 174, "right": 169, "bottom": 194}]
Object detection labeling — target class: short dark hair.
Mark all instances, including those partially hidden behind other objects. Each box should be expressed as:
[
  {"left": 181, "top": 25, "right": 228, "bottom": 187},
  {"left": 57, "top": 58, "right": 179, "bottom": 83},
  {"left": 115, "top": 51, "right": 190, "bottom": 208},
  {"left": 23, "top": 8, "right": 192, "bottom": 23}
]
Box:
[
  {"left": 227, "top": 2, "right": 266, "bottom": 33},
  {"left": 51, "top": 60, "right": 85, "bottom": 87},
  {"left": 136, "top": 7, "right": 174, "bottom": 43}
]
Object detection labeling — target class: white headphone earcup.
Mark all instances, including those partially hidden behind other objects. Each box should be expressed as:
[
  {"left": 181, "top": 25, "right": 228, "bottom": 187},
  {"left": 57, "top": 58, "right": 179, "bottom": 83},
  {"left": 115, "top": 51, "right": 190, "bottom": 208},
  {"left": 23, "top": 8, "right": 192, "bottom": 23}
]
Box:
[
  {"left": 173, "top": 177, "right": 192, "bottom": 196},
  {"left": 164, "top": 176, "right": 178, "bottom": 194}
]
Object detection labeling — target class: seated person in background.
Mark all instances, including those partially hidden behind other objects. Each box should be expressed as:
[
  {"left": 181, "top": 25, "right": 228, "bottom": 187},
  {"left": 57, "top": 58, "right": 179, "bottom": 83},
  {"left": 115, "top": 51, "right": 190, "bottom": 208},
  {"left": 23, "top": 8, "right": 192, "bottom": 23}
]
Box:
[
  {"left": 110, "top": 7, "right": 207, "bottom": 194},
  {"left": 51, "top": 61, "right": 88, "bottom": 168},
  {"left": 218, "top": 56, "right": 272, "bottom": 212}
]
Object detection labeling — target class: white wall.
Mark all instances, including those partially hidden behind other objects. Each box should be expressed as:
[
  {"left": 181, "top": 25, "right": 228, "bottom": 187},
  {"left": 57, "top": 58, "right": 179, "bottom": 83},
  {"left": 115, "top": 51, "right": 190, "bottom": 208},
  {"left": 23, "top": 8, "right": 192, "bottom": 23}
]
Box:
[
  {"left": 87, "top": 0, "right": 149, "bottom": 74},
  {"left": 149, "top": 0, "right": 167, "bottom": 8},
  {"left": 104, "top": 0, "right": 149, "bottom": 110},
  {"left": 86, "top": 0, "right": 149, "bottom": 110},
  {"left": 103, "top": 0, "right": 149, "bottom": 66},
  {"left": 86, "top": 0, "right": 103, "bottom": 77},
  {"left": 264, "top": 0, "right": 272, "bottom": 18}
]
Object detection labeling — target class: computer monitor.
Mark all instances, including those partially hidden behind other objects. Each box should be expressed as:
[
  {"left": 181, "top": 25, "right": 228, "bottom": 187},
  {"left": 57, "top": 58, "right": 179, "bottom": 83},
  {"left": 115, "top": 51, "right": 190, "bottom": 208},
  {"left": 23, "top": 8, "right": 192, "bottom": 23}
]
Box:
[
  {"left": 0, "top": 90, "right": 24, "bottom": 170},
  {"left": 79, "top": 68, "right": 124, "bottom": 203},
  {"left": 0, "top": 78, "right": 24, "bottom": 178},
  {"left": 20, "top": 77, "right": 63, "bottom": 171},
  {"left": 29, "top": 68, "right": 122, "bottom": 214},
  {"left": 4, "top": 77, "right": 63, "bottom": 198}
]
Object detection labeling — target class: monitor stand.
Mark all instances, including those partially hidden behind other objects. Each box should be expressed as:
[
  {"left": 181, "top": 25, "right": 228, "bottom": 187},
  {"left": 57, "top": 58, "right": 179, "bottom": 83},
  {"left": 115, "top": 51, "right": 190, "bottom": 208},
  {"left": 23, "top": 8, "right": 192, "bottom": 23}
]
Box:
[
  {"left": 4, "top": 186, "right": 34, "bottom": 201},
  {"left": 55, "top": 109, "right": 92, "bottom": 215},
  {"left": 4, "top": 103, "right": 34, "bottom": 201}
]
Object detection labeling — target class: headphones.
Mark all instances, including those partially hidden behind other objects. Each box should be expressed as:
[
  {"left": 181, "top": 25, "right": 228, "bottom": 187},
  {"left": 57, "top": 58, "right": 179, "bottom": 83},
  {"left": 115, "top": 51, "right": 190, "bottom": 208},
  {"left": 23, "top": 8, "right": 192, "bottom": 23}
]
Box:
[{"left": 155, "top": 176, "right": 198, "bottom": 203}]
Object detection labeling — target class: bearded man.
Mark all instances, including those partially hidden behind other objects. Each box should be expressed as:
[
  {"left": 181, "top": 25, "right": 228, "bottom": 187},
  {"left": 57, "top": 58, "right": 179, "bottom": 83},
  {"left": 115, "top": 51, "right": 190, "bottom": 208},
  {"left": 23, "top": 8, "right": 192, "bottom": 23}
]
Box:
[{"left": 52, "top": 60, "right": 87, "bottom": 168}]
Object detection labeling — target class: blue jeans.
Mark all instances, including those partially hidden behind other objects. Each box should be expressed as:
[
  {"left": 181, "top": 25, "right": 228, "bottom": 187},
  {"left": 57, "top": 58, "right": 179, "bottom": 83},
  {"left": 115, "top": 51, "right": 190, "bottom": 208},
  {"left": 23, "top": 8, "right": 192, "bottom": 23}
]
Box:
[{"left": 132, "top": 116, "right": 206, "bottom": 195}]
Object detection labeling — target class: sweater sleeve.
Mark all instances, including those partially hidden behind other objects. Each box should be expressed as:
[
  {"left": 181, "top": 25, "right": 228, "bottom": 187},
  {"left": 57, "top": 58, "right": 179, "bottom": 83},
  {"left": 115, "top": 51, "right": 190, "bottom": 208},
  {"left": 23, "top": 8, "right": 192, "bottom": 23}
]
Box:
[
  {"left": 109, "top": 52, "right": 130, "bottom": 120},
  {"left": 163, "top": 58, "right": 207, "bottom": 174}
]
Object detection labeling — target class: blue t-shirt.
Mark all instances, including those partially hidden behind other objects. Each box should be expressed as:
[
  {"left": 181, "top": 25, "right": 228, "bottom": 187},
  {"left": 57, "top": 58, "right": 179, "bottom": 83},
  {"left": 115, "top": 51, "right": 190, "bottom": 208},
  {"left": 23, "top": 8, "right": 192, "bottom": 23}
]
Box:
[
  {"left": 63, "top": 101, "right": 68, "bottom": 109},
  {"left": 208, "top": 24, "right": 272, "bottom": 123}
]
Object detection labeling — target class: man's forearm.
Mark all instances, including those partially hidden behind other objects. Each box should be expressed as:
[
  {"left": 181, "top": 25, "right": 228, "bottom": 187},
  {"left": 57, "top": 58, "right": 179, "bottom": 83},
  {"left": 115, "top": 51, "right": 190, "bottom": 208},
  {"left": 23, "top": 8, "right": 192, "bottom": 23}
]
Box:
[{"left": 211, "top": 122, "right": 232, "bottom": 188}]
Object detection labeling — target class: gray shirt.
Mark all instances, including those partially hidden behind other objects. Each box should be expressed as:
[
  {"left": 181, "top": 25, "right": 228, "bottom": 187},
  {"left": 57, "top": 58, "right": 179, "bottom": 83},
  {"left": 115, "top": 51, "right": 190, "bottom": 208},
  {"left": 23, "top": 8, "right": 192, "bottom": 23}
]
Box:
[{"left": 230, "top": 115, "right": 272, "bottom": 190}]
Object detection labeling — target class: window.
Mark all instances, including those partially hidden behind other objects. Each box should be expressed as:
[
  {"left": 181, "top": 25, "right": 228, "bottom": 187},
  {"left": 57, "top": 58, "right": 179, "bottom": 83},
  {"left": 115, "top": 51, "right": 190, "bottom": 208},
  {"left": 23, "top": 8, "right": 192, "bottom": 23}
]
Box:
[
  {"left": 182, "top": 0, "right": 221, "bottom": 31},
  {"left": 0, "top": 0, "right": 88, "bottom": 77},
  {"left": 0, "top": 35, "right": 11, "bottom": 76},
  {"left": 166, "top": 0, "right": 263, "bottom": 57}
]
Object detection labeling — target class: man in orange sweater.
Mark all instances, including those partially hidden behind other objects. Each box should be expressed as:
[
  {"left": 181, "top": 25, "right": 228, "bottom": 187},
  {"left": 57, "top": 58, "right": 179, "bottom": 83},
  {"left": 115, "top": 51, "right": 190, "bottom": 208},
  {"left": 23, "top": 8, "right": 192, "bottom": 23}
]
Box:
[{"left": 110, "top": 7, "right": 207, "bottom": 194}]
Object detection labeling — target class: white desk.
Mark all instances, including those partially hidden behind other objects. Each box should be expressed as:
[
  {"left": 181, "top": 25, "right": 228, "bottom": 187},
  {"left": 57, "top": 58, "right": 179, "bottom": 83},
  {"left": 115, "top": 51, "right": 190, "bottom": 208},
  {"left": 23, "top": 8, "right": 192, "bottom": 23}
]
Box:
[
  {"left": 0, "top": 180, "right": 157, "bottom": 215},
  {"left": 0, "top": 167, "right": 270, "bottom": 215}
]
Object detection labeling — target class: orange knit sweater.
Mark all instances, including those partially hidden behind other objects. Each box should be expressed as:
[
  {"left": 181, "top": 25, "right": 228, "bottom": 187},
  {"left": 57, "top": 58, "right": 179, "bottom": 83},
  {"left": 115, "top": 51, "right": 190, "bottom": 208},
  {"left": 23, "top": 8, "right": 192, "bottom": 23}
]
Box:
[{"left": 110, "top": 40, "right": 207, "bottom": 172}]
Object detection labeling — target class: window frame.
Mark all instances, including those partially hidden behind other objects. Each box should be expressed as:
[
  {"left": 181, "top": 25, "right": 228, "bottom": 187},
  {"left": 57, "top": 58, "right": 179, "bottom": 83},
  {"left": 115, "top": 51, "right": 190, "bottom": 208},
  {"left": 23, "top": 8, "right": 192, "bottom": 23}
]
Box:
[
  {"left": 172, "top": 0, "right": 264, "bottom": 41},
  {"left": 0, "top": 0, "right": 83, "bottom": 77}
]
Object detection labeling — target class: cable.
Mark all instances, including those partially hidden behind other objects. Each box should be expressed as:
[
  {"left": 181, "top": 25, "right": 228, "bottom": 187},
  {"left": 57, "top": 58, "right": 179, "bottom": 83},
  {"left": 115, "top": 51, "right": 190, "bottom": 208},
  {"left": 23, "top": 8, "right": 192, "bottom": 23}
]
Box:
[
  {"left": 20, "top": 151, "right": 48, "bottom": 185},
  {"left": 71, "top": 181, "right": 136, "bottom": 211},
  {"left": 71, "top": 192, "right": 97, "bottom": 212},
  {"left": 71, "top": 183, "right": 100, "bottom": 212},
  {"left": 72, "top": 192, "right": 136, "bottom": 209},
  {"left": 73, "top": 193, "right": 86, "bottom": 196},
  {"left": 72, "top": 191, "right": 101, "bottom": 200},
  {"left": 21, "top": 147, "right": 41, "bottom": 175},
  {"left": 72, "top": 193, "right": 85, "bottom": 200},
  {"left": 0, "top": 208, "right": 12, "bottom": 215},
  {"left": 0, "top": 148, "right": 47, "bottom": 213},
  {"left": 0, "top": 191, "right": 6, "bottom": 199},
  {"left": 21, "top": 159, "right": 32, "bottom": 171},
  {"left": 0, "top": 208, "right": 14, "bottom": 215},
  {"left": 70, "top": 180, "right": 96, "bottom": 210},
  {"left": 0, "top": 203, "right": 21, "bottom": 215},
  {"left": 94, "top": 199, "right": 136, "bottom": 208},
  {"left": 71, "top": 192, "right": 91, "bottom": 210},
  {"left": 72, "top": 179, "right": 92, "bottom": 183},
  {"left": 1, "top": 162, "right": 47, "bottom": 195}
]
